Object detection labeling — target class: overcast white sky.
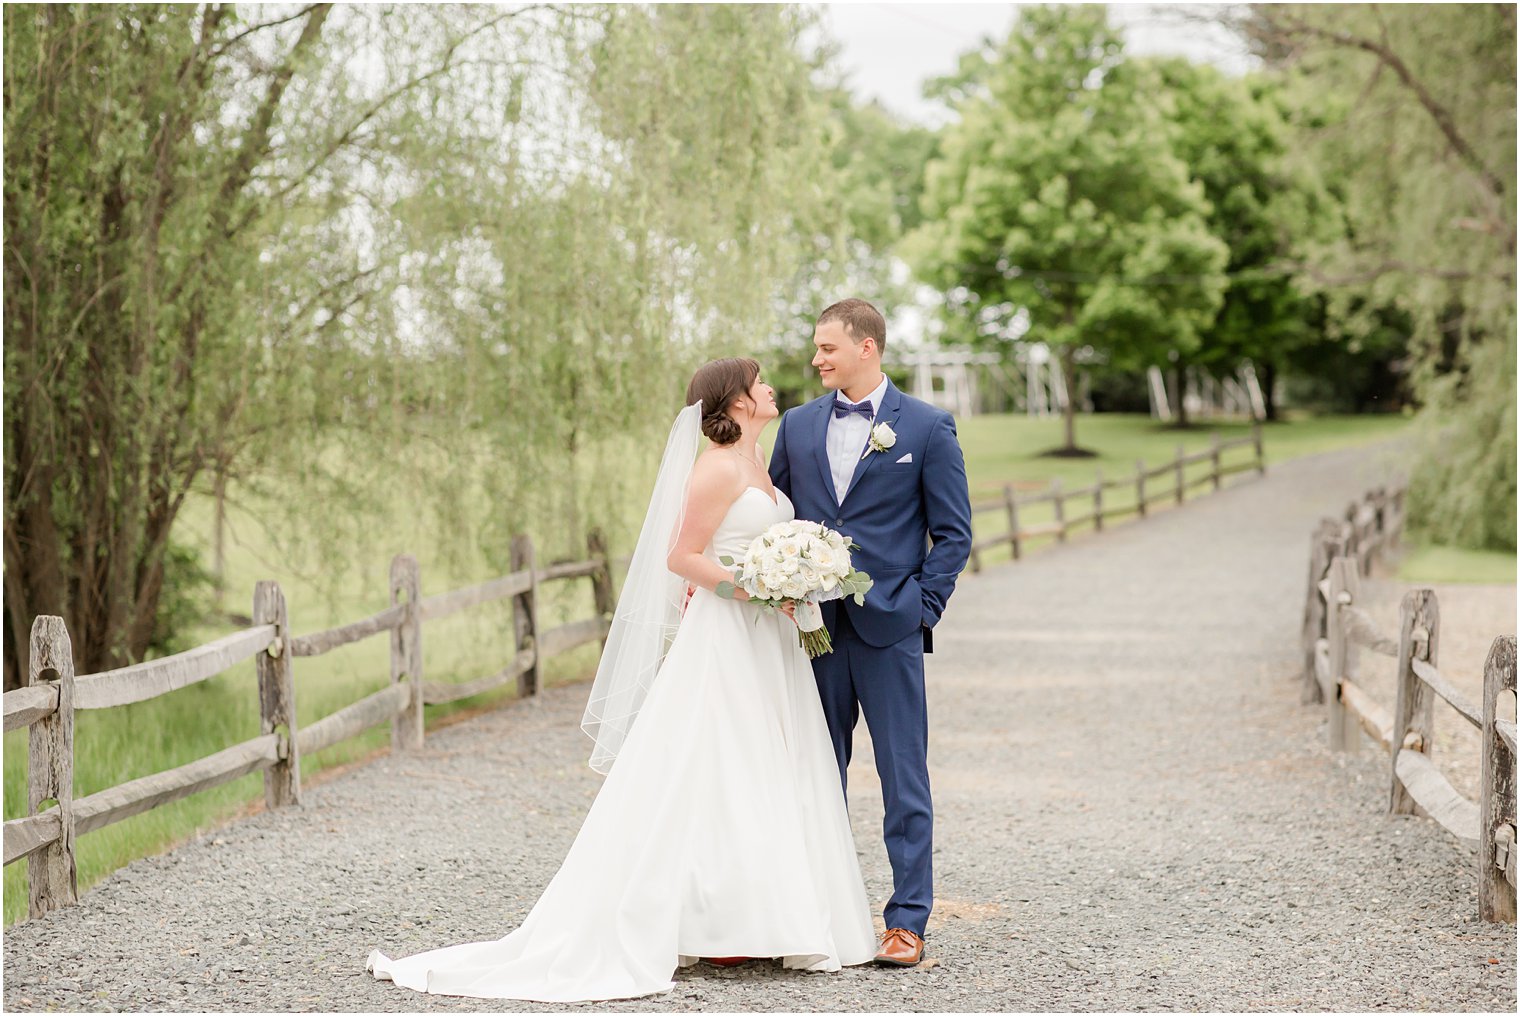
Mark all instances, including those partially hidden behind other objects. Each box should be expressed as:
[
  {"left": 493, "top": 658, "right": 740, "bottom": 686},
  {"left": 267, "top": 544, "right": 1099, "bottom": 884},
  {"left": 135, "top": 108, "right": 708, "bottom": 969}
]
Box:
[{"left": 814, "top": 2, "right": 1257, "bottom": 126}]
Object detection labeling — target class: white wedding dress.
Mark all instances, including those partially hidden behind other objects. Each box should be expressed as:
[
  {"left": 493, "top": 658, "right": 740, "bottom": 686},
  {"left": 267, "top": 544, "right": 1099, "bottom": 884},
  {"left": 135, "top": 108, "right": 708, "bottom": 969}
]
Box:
[{"left": 366, "top": 486, "right": 877, "bottom": 1002}]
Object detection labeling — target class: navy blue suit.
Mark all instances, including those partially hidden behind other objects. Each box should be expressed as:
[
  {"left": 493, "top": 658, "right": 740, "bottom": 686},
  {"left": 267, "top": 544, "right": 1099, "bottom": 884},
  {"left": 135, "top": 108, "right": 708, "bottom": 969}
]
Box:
[{"left": 769, "top": 379, "right": 972, "bottom": 938}]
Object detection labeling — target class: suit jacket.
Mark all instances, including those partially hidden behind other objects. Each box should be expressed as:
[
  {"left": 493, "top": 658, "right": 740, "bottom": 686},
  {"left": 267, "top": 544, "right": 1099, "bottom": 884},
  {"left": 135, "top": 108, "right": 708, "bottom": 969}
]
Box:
[{"left": 769, "top": 379, "right": 973, "bottom": 651}]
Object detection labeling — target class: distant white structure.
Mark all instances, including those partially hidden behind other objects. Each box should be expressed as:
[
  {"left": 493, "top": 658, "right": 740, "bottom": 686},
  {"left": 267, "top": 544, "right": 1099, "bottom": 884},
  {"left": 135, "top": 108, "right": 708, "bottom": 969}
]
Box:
[
  {"left": 892, "top": 342, "right": 1092, "bottom": 418},
  {"left": 1148, "top": 362, "right": 1267, "bottom": 422}
]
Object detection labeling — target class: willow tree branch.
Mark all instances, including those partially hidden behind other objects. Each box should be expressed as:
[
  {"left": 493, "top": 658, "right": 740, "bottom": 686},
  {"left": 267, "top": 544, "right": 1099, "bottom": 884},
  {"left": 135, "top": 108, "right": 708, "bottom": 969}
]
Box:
[
  {"left": 207, "top": 4, "right": 326, "bottom": 59},
  {"left": 1267, "top": 8, "right": 1507, "bottom": 202},
  {"left": 210, "top": 3, "right": 333, "bottom": 238},
  {"left": 229, "top": 7, "right": 545, "bottom": 235}
]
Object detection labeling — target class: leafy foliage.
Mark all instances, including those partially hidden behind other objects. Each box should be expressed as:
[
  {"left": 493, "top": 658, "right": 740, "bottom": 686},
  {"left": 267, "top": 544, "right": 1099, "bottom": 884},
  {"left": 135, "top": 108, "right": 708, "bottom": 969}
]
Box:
[
  {"left": 906, "top": 5, "right": 1230, "bottom": 452},
  {"left": 1238, "top": 4, "right": 1516, "bottom": 548},
  {"left": 2, "top": 4, "right": 847, "bottom": 686},
  {"left": 1139, "top": 57, "right": 1334, "bottom": 420}
]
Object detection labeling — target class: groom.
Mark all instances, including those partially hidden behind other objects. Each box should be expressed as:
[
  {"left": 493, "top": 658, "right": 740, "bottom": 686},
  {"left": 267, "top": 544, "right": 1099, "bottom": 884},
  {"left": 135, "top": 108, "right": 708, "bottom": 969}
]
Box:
[{"left": 769, "top": 298, "right": 972, "bottom": 967}]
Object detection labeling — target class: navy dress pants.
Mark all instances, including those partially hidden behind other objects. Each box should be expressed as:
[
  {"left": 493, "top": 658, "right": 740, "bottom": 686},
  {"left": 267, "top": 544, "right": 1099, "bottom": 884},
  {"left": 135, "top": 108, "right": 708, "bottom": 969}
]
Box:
[{"left": 811, "top": 604, "right": 933, "bottom": 938}]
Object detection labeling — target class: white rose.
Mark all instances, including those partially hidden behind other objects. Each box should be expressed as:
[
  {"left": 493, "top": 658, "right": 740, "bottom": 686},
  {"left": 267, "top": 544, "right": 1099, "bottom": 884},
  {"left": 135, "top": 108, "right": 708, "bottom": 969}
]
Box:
[{"left": 871, "top": 422, "right": 897, "bottom": 451}]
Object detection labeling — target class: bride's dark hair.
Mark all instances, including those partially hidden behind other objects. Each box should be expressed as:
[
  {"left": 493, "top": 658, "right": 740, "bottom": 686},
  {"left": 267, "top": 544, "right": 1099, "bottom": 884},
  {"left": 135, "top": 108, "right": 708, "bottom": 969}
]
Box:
[{"left": 685, "top": 357, "right": 760, "bottom": 445}]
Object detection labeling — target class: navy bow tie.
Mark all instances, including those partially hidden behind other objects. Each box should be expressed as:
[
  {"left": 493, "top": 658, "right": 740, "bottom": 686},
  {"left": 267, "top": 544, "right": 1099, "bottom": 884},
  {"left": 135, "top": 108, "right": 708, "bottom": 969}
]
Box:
[{"left": 833, "top": 399, "right": 874, "bottom": 421}]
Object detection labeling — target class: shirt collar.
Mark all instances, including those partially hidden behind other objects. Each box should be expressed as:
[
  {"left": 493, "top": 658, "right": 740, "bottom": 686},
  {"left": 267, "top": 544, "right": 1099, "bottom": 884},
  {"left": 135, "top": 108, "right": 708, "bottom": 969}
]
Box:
[{"left": 834, "top": 374, "right": 889, "bottom": 415}]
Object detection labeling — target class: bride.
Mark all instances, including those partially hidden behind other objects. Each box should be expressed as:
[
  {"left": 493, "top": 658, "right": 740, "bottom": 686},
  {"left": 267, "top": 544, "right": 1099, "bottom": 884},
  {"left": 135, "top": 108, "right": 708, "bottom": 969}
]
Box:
[{"left": 366, "top": 357, "right": 877, "bottom": 1002}]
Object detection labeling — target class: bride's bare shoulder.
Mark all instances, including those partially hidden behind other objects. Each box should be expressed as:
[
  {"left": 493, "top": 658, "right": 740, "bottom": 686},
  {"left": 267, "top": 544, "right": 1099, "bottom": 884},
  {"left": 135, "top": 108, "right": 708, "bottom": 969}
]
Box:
[{"left": 688, "top": 448, "right": 743, "bottom": 498}]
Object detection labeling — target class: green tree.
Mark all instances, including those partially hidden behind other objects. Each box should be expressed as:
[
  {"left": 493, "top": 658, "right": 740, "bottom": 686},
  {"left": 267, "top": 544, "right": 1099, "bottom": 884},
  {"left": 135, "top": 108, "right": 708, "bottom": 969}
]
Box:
[
  {"left": 1143, "top": 57, "right": 1334, "bottom": 422},
  {"left": 1236, "top": 4, "right": 1516, "bottom": 548},
  {"left": 766, "top": 84, "right": 940, "bottom": 407},
  {"left": 906, "top": 4, "right": 1229, "bottom": 454},
  {"left": 402, "top": 3, "right": 843, "bottom": 559},
  {"left": 2, "top": 3, "right": 845, "bottom": 688}
]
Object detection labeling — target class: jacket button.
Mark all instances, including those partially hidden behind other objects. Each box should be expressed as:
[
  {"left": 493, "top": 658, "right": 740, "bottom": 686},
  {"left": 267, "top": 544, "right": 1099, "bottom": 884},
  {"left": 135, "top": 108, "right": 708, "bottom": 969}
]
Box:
[{"left": 835, "top": 518, "right": 844, "bottom": 526}]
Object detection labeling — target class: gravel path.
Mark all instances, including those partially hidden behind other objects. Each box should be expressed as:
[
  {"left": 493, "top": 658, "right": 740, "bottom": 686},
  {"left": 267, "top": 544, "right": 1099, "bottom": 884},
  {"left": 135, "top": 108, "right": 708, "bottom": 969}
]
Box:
[{"left": 5, "top": 443, "right": 1515, "bottom": 1012}]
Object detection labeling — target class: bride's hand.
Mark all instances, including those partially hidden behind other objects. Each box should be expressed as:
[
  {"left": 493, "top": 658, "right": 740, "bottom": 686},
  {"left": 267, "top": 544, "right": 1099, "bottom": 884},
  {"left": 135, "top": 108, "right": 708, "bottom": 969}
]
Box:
[{"left": 778, "top": 600, "right": 798, "bottom": 625}]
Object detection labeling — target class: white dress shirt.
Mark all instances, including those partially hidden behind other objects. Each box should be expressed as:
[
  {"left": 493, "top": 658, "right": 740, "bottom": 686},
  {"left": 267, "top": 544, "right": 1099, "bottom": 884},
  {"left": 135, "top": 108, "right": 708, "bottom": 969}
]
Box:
[{"left": 826, "top": 374, "right": 888, "bottom": 503}]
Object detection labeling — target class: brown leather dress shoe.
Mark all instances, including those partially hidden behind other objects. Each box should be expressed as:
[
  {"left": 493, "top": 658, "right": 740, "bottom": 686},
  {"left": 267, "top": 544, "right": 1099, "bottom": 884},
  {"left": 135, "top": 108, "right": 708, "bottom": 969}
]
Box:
[{"left": 874, "top": 927, "right": 925, "bottom": 967}]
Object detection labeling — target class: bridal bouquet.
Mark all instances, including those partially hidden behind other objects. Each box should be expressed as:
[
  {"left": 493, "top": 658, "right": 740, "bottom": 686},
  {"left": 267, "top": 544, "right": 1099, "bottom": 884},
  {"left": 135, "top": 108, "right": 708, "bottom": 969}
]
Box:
[{"left": 717, "top": 520, "right": 873, "bottom": 658}]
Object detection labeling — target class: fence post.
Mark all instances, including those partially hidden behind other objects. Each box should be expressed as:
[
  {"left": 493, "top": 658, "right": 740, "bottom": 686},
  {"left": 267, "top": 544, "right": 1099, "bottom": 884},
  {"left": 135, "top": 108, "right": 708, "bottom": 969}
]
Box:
[
  {"left": 1210, "top": 432, "right": 1222, "bottom": 491},
  {"left": 1325, "top": 556, "right": 1361, "bottom": 753},
  {"left": 1480, "top": 635, "right": 1517, "bottom": 922},
  {"left": 1301, "top": 521, "right": 1343, "bottom": 705},
  {"left": 1301, "top": 532, "right": 1327, "bottom": 703},
  {"left": 1135, "top": 460, "right": 1147, "bottom": 519},
  {"left": 1342, "top": 501, "right": 1362, "bottom": 570},
  {"left": 1252, "top": 418, "right": 1265, "bottom": 474},
  {"left": 1093, "top": 469, "right": 1104, "bottom": 532},
  {"left": 1174, "top": 444, "right": 1186, "bottom": 505},
  {"left": 511, "top": 534, "right": 540, "bottom": 697},
  {"left": 27, "top": 615, "right": 76, "bottom": 918},
  {"left": 587, "top": 528, "right": 617, "bottom": 651},
  {"left": 1004, "top": 485, "right": 1022, "bottom": 561},
  {"left": 1051, "top": 479, "right": 1067, "bottom": 543},
  {"left": 1390, "top": 588, "right": 1440, "bottom": 815},
  {"left": 253, "top": 581, "right": 300, "bottom": 809},
  {"left": 390, "top": 554, "right": 424, "bottom": 751}
]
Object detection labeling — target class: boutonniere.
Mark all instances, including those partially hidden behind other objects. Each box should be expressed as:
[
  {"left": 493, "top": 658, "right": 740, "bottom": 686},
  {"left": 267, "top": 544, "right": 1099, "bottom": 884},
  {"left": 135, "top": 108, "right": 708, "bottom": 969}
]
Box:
[{"left": 863, "top": 421, "right": 897, "bottom": 459}]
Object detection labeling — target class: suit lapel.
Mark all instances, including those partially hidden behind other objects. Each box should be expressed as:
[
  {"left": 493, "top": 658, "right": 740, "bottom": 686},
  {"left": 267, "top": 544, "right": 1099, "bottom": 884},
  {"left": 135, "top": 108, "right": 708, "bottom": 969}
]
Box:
[
  {"left": 841, "top": 380, "right": 904, "bottom": 507},
  {"left": 810, "top": 395, "right": 839, "bottom": 509}
]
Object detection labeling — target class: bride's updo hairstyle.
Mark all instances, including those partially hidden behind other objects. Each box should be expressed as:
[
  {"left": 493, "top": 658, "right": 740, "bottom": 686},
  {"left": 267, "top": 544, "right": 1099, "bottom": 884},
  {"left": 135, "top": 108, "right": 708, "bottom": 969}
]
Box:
[{"left": 685, "top": 357, "right": 760, "bottom": 446}]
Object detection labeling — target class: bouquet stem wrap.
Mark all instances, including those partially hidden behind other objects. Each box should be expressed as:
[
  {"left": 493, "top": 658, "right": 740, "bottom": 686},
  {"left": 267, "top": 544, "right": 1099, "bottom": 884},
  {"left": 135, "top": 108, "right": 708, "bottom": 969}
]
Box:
[{"left": 792, "top": 599, "right": 830, "bottom": 658}]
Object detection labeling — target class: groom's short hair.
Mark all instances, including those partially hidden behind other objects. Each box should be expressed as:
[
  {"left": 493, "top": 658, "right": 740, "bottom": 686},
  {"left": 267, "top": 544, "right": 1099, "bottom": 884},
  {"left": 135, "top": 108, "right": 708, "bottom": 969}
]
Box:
[{"left": 818, "top": 298, "right": 886, "bottom": 352}]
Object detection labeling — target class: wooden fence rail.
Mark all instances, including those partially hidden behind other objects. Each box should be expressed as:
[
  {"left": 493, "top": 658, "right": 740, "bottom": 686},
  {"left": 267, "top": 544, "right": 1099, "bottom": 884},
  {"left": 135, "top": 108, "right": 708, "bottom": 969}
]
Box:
[
  {"left": 967, "top": 423, "right": 1265, "bottom": 572},
  {"left": 1300, "top": 484, "right": 1516, "bottom": 923},
  {"left": 2, "top": 528, "right": 618, "bottom": 920}
]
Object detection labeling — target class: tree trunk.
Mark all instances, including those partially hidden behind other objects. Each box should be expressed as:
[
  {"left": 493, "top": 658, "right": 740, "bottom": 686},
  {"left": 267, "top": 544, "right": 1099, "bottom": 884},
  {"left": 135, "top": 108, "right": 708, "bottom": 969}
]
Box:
[
  {"left": 1261, "top": 359, "right": 1279, "bottom": 422},
  {"left": 213, "top": 465, "right": 227, "bottom": 612},
  {"left": 1061, "top": 346, "right": 1079, "bottom": 452},
  {"left": 1170, "top": 365, "right": 1190, "bottom": 428}
]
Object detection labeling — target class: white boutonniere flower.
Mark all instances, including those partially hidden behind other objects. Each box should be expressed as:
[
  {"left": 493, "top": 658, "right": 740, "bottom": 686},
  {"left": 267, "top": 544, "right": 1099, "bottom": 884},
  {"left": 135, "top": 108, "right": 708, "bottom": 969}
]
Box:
[{"left": 864, "top": 422, "right": 897, "bottom": 458}]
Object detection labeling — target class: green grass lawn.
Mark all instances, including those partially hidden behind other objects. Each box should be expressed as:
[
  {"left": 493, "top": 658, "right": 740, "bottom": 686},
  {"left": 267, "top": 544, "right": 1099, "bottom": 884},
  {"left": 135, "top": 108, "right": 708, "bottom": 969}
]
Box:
[
  {"left": 1395, "top": 541, "right": 1517, "bottom": 584},
  {"left": 954, "top": 410, "right": 1416, "bottom": 566},
  {"left": 955, "top": 410, "right": 1414, "bottom": 498},
  {"left": 1, "top": 409, "right": 1424, "bottom": 924}
]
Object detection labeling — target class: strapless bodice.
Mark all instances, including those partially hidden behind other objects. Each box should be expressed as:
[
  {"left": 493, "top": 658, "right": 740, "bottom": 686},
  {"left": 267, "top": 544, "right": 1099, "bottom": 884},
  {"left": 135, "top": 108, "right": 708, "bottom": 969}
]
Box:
[{"left": 705, "top": 486, "right": 794, "bottom": 565}]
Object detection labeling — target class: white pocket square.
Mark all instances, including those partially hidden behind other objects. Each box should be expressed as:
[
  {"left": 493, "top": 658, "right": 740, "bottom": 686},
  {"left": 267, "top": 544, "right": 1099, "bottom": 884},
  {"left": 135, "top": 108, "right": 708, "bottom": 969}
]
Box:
[{"left": 895, "top": 452, "right": 913, "bottom": 464}]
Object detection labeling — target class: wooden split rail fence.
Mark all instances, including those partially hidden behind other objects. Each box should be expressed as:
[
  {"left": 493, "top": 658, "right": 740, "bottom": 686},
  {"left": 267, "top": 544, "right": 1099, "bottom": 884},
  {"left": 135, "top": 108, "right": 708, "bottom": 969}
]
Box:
[
  {"left": 2, "top": 530, "right": 621, "bottom": 921},
  {"left": 967, "top": 424, "right": 1265, "bottom": 572},
  {"left": 1301, "top": 485, "right": 1517, "bottom": 923}
]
